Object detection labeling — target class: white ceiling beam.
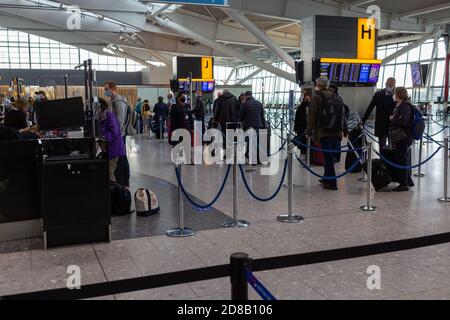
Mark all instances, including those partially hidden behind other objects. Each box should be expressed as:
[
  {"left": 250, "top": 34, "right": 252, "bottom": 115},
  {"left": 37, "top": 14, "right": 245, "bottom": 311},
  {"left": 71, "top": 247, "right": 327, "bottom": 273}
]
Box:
[
  {"left": 382, "top": 26, "right": 445, "bottom": 65},
  {"left": 149, "top": 15, "right": 296, "bottom": 83},
  {"left": 225, "top": 9, "right": 296, "bottom": 69},
  {"left": 394, "top": 2, "right": 450, "bottom": 19},
  {"left": 344, "top": 0, "right": 377, "bottom": 9}
]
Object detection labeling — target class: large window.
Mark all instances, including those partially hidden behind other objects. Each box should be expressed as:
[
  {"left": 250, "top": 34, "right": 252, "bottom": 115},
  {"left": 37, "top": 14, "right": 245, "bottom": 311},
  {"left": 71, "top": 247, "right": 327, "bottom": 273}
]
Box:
[
  {"left": 0, "top": 28, "right": 144, "bottom": 72},
  {"left": 377, "top": 38, "right": 447, "bottom": 102}
]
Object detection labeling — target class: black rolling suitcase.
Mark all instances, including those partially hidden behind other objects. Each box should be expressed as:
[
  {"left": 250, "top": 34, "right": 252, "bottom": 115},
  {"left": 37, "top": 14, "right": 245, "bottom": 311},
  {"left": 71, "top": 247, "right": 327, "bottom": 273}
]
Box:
[
  {"left": 110, "top": 183, "right": 133, "bottom": 216},
  {"left": 363, "top": 159, "right": 392, "bottom": 191},
  {"left": 381, "top": 147, "right": 412, "bottom": 184},
  {"left": 345, "top": 128, "right": 363, "bottom": 173}
]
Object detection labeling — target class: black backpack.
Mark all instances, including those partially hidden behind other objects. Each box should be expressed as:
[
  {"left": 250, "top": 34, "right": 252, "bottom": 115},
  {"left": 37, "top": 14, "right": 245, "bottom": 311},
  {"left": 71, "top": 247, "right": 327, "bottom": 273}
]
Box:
[
  {"left": 111, "top": 183, "right": 133, "bottom": 216},
  {"left": 318, "top": 92, "right": 346, "bottom": 133}
]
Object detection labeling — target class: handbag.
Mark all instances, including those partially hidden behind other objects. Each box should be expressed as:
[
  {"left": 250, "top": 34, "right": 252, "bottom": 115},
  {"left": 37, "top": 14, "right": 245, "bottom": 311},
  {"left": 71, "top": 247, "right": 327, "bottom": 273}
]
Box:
[{"left": 389, "top": 127, "right": 408, "bottom": 144}]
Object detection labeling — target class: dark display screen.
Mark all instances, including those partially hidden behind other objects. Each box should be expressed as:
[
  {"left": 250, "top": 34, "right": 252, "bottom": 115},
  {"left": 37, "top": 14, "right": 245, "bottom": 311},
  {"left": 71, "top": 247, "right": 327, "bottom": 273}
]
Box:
[
  {"left": 318, "top": 61, "right": 380, "bottom": 86},
  {"left": 36, "top": 97, "right": 85, "bottom": 131}
]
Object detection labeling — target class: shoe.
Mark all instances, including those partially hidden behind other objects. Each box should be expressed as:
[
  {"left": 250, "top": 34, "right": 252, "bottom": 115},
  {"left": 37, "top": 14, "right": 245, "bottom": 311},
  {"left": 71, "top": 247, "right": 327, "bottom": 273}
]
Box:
[
  {"left": 319, "top": 179, "right": 326, "bottom": 185},
  {"left": 393, "top": 185, "right": 409, "bottom": 192},
  {"left": 323, "top": 184, "right": 338, "bottom": 191},
  {"left": 408, "top": 179, "right": 415, "bottom": 187}
]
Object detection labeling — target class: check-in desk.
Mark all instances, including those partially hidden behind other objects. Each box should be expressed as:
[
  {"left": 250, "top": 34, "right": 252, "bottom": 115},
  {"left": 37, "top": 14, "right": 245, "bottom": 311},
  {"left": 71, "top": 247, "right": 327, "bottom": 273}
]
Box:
[{"left": 0, "top": 138, "right": 111, "bottom": 248}]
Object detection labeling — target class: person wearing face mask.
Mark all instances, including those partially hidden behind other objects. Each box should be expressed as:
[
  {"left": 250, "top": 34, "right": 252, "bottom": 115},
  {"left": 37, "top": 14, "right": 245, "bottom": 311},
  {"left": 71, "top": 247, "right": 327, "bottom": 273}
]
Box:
[
  {"left": 98, "top": 98, "right": 126, "bottom": 183},
  {"left": 389, "top": 87, "right": 414, "bottom": 192},
  {"left": 104, "top": 81, "right": 130, "bottom": 188},
  {"left": 169, "top": 93, "right": 192, "bottom": 146},
  {"left": 362, "top": 77, "right": 397, "bottom": 149}
]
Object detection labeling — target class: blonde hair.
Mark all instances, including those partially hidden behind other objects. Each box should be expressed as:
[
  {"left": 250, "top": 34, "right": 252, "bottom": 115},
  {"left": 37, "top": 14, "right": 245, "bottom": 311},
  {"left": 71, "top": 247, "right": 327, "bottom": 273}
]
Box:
[{"left": 13, "top": 97, "right": 28, "bottom": 111}]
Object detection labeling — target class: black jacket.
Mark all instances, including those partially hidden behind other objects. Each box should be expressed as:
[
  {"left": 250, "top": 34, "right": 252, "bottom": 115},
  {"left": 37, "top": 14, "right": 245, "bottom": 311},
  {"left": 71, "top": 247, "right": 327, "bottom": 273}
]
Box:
[
  {"left": 5, "top": 109, "right": 27, "bottom": 131},
  {"left": 193, "top": 97, "right": 205, "bottom": 122},
  {"left": 238, "top": 97, "right": 265, "bottom": 131},
  {"left": 294, "top": 101, "right": 309, "bottom": 134},
  {"left": 153, "top": 102, "right": 169, "bottom": 123},
  {"left": 362, "top": 89, "right": 396, "bottom": 138},
  {"left": 214, "top": 92, "right": 238, "bottom": 131},
  {"left": 390, "top": 101, "right": 414, "bottom": 146},
  {"left": 170, "top": 103, "right": 191, "bottom": 131}
]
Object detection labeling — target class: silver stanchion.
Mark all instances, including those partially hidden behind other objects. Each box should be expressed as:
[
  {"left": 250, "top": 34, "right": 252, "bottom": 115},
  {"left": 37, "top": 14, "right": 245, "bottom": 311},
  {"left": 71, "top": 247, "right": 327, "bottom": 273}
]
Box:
[
  {"left": 277, "top": 140, "right": 304, "bottom": 223},
  {"left": 167, "top": 164, "right": 196, "bottom": 237},
  {"left": 414, "top": 137, "right": 426, "bottom": 177},
  {"left": 360, "top": 142, "right": 377, "bottom": 212},
  {"left": 425, "top": 115, "right": 432, "bottom": 144},
  {"left": 159, "top": 116, "right": 164, "bottom": 141},
  {"left": 307, "top": 136, "right": 312, "bottom": 167},
  {"left": 224, "top": 142, "right": 250, "bottom": 228},
  {"left": 359, "top": 130, "right": 368, "bottom": 182},
  {"left": 280, "top": 116, "right": 285, "bottom": 147},
  {"left": 438, "top": 137, "right": 450, "bottom": 202}
]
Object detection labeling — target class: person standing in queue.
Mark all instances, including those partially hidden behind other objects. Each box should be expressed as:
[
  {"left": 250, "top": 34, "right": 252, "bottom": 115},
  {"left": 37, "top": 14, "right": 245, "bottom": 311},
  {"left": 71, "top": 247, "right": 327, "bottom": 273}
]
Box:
[
  {"left": 134, "top": 97, "right": 144, "bottom": 135},
  {"left": 239, "top": 91, "right": 266, "bottom": 165},
  {"left": 307, "top": 77, "right": 344, "bottom": 191},
  {"left": 104, "top": 81, "right": 130, "bottom": 188},
  {"left": 389, "top": 87, "right": 414, "bottom": 192},
  {"left": 294, "top": 89, "right": 312, "bottom": 155},
  {"left": 169, "top": 93, "right": 192, "bottom": 146},
  {"left": 193, "top": 90, "right": 205, "bottom": 135},
  {"left": 153, "top": 96, "right": 169, "bottom": 139},
  {"left": 98, "top": 98, "right": 126, "bottom": 184},
  {"left": 329, "top": 83, "right": 349, "bottom": 163},
  {"left": 362, "top": 77, "right": 396, "bottom": 149}
]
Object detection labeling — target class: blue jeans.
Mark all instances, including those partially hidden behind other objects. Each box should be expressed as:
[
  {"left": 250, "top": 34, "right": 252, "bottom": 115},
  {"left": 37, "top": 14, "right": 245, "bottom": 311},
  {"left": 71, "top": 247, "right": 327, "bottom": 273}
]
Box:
[{"left": 320, "top": 137, "right": 340, "bottom": 188}]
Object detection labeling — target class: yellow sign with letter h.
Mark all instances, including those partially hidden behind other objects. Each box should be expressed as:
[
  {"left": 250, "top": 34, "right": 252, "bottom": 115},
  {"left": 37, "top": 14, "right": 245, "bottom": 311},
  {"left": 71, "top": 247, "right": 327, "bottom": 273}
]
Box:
[{"left": 357, "top": 18, "right": 376, "bottom": 60}]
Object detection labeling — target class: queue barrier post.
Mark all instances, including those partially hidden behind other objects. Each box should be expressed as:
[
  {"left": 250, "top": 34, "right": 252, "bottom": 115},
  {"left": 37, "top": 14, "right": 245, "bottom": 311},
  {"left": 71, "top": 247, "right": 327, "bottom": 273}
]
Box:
[
  {"left": 360, "top": 142, "right": 377, "bottom": 212},
  {"left": 230, "top": 253, "right": 250, "bottom": 301},
  {"left": 359, "top": 130, "right": 368, "bottom": 182},
  {"left": 224, "top": 142, "right": 250, "bottom": 228},
  {"left": 425, "top": 115, "right": 432, "bottom": 144},
  {"left": 277, "top": 140, "right": 304, "bottom": 223},
  {"left": 438, "top": 137, "right": 450, "bottom": 202},
  {"left": 159, "top": 116, "right": 164, "bottom": 141},
  {"left": 414, "top": 137, "right": 426, "bottom": 177},
  {"left": 306, "top": 136, "right": 312, "bottom": 167},
  {"left": 166, "top": 164, "right": 196, "bottom": 237}
]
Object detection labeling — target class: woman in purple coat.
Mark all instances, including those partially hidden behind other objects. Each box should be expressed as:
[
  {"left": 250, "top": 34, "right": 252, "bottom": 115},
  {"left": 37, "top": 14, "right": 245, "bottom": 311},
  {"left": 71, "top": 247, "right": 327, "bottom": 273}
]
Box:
[{"left": 99, "top": 98, "right": 126, "bottom": 183}]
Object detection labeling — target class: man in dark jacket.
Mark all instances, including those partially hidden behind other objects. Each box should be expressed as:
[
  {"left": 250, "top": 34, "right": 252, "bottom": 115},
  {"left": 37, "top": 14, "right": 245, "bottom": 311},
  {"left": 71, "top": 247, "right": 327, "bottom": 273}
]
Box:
[
  {"left": 362, "top": 77, "right": 396, "bottom": 149},
  {"left": 307, "top": 77, "right": 343, "bottom": 191},
  {"left": 153, "top": 96, "right": 169, "bottom": 139},
  {"left": 239, "top": 91, "right": 266, "bottom": 165},
  {"left": 193, "top": 91, "right": 205, "bottom": 133},
  {"left": 238, "top": 91, "right": 265, "bottom": 131},
  {"left": 214, "top": 89, "right": 237, "bottom": 132}
]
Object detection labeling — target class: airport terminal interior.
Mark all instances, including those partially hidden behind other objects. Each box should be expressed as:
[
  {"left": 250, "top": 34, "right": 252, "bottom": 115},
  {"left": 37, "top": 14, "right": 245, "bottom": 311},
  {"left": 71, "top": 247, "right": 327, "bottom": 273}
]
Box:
[{"left": 1, "top": 0, "right": 450, "bottom": 302}]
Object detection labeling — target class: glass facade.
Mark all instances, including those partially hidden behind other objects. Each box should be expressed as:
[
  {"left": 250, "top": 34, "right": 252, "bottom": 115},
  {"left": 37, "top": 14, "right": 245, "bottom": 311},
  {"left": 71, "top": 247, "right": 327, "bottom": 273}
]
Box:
[{"left": 0, "top": 28, "right": 144, "bottom": 72}]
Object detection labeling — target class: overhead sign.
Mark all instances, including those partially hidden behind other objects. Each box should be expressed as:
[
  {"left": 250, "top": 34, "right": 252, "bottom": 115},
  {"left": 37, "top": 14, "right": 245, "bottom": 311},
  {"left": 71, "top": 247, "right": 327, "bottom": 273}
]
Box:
[
  {"left": 201, "top": 57, "right": 213, "bottom": 81},
  {"left": 152, "top": 0, "right": 229, "bottom": 6},
  {"left": 357, "top": 18, "right": 377, "bottom": 60}
]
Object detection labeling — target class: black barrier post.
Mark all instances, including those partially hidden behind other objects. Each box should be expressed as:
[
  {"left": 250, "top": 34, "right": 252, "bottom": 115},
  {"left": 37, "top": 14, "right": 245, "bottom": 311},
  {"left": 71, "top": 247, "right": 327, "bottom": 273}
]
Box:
[{"left": 230, "top": 253, "right": 251, "bottom": 301}]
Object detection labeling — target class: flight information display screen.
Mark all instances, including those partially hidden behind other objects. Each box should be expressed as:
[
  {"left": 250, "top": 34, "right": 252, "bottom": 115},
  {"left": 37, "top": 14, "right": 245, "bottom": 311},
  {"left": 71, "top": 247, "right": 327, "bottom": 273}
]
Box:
[{"left": 316, "top": 61, "right": 380, "bottom": 86}]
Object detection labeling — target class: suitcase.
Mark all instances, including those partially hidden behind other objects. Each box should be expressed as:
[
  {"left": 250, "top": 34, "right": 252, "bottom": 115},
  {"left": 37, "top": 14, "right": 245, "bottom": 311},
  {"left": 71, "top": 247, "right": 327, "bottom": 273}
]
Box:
[
  {"left": 381, "top": 147, "right": 412, "bottom": 184},
  {"left": 363, "top": 159, "right": 392, "bottom": 191},
  {"left": 311, "top": 144, "right": 325, "bottom": 166}
]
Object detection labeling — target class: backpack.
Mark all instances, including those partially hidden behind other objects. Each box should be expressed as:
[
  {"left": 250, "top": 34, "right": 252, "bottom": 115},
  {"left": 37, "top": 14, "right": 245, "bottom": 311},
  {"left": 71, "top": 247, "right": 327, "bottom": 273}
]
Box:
[
  {"left": 410, "top": 104, "right": 425, "bottom": 141},
  {"left": 114, "top": 97, "right": 137, "bottom": 136},
  {"left": 134, "top": 188, "right": 160, "bottom": 217},
  {"left": 318, "top": 92, "right": 346, "bottom": 133},
  {"left": 111, "top": 183, "right": 133, "bottom": 216}
]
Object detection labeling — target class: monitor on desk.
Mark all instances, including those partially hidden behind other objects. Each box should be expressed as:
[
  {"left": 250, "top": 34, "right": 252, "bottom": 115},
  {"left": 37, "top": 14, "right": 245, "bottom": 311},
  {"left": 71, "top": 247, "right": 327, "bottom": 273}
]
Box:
[{"left": 35, "top": 97, "right": 85, "bottom": 131}]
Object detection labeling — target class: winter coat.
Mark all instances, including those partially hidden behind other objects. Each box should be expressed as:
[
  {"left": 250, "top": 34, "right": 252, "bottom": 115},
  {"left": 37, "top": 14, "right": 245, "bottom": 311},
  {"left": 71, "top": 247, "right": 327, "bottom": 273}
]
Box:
[{"left": 100, "top": 111, "right": 126, "bottom": 160}]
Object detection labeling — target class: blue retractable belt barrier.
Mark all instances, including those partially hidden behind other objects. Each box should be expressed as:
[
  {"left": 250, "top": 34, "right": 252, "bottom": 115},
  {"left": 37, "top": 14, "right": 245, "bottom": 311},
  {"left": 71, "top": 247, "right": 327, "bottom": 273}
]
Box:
[
  {"left": 175, "top": 164, "right": 231, "bottom": 210},
  {"left": 239, "top": 159, "right": 288, "bottom": 202},
  {"left": 245, "top": 270, "right": 277, "bottom": 301}
]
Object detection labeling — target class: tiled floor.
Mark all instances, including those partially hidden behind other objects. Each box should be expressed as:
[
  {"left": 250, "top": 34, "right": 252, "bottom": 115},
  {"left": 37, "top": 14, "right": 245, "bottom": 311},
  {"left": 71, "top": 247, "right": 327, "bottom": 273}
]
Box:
[{"left": 1, "top": 122, "right": 450, "bottom": 300}]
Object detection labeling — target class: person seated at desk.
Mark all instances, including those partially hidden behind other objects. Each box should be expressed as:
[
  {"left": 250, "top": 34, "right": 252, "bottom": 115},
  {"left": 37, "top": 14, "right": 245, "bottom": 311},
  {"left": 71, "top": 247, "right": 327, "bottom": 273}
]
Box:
[
  {"left": 98, "top": 98, "right": 126, "bottom": 184},
  {"left": 4, "top": 98, "right": 39, "bottom": 139}
]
